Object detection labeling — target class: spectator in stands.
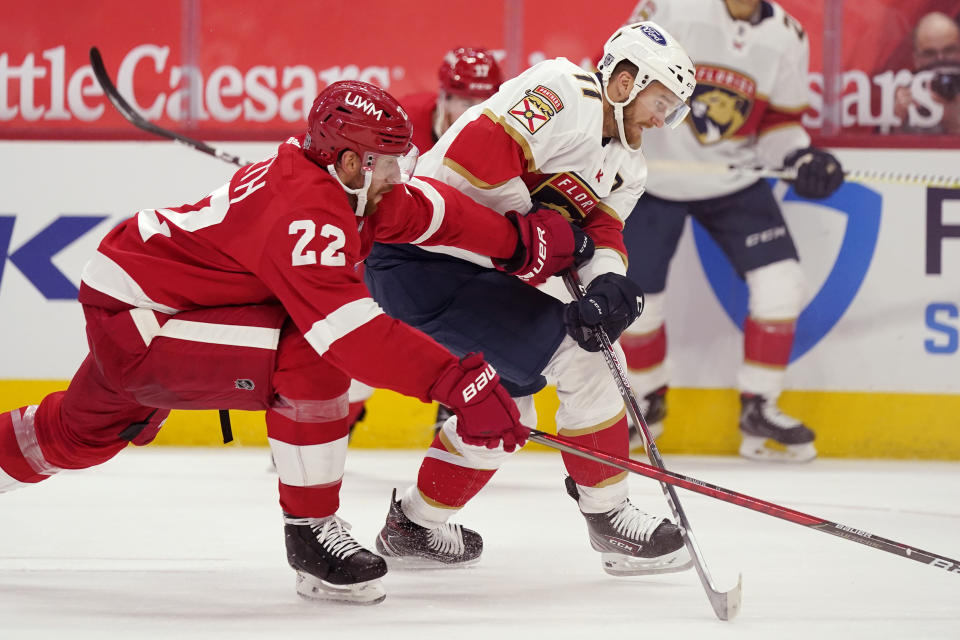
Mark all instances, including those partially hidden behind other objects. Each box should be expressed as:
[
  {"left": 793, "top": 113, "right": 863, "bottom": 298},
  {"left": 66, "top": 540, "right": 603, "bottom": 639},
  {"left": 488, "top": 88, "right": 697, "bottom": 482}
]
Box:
[{"left": 894, "top": 11, "right": 960, "bottom": 134}]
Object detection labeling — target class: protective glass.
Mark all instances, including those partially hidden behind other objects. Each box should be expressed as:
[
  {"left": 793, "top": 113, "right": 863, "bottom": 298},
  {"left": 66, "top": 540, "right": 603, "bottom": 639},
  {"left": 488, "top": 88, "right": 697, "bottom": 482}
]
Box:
[{"left": 362, "top": 145, "right": 419, "bottom": 185}]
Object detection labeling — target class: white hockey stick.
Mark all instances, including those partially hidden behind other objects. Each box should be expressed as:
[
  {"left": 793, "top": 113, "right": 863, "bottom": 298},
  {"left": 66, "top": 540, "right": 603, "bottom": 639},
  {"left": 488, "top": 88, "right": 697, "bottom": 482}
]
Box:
[
  {"left": 647, "top": 159, "right": 960, "bottom": 189},
  {"left": 563, "top": 269, "right": 742, "bottom": 621}
]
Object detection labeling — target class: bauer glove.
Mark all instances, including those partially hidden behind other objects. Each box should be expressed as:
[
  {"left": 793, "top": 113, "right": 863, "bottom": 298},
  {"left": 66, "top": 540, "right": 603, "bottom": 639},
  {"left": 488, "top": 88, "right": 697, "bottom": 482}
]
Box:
[
  {"left": 494, "top": 209, "right": 594, "bottom": 286},
  {"left": 429, "top": 352, "right": 527, "bottom": 452}
]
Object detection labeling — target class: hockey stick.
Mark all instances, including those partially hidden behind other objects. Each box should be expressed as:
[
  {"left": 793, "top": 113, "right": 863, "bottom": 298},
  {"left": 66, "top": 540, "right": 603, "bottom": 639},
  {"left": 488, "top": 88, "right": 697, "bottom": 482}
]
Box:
[
  {"left": 526, "top": 428, "right": 960, "bottom": 577},
  {"left": 647, "top": 159, "right": 960, "bottom": 189},
  {"left": 88, "top": 47, "right": 250, "bottom": 167},
  {"left": 562, "top": 269, "right": 742, "bottom": 621}
]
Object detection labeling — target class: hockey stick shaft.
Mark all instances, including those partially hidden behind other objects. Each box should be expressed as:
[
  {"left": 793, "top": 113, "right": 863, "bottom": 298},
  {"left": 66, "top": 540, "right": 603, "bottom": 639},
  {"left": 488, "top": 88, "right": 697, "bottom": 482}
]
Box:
[
  {"left": 527, "top": 428, "right": 960, "bottom": 576},
  {"left": 563, "top": 270, "right": 741, "bottom": 621},
  {"left": 89, "top": 47, "right": 250, "bottom": 167},
  {"left": 647, "top": 159, "right": 960, "bottom": 189}
]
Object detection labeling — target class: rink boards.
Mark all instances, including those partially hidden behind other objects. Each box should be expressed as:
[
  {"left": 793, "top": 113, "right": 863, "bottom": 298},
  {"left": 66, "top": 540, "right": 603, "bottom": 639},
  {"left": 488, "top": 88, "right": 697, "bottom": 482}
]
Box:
[{"left": 0, "top": 142, "right": 957, "bottom": 458}]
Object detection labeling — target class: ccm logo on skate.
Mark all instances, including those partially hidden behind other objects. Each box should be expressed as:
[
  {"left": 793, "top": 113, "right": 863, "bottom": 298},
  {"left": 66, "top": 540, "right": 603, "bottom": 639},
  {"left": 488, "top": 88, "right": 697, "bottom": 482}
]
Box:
[
  {"left": 519, "top": 228, "right": 548, "bottom": 281},
  {"left": 462, "top": 365, "right": 497, "bottom": 402}
]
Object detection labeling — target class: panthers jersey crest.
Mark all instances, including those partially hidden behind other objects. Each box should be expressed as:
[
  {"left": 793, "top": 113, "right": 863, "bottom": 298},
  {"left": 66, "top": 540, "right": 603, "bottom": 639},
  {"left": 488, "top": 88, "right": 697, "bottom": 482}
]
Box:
[
  {"left": 687, "top": 64, "right": 758, "bottom": 145},
  {"left": 508, "top": 85, "right": 564, "bottom": 134}
]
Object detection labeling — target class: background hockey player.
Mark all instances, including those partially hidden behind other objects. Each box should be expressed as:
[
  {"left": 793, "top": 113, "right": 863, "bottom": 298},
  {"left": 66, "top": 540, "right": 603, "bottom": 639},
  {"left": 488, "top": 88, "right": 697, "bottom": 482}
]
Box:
[
  {"left": 0, "top": 81, "right": 586, "bottom": 605},
  {"left": 618, "top": 0, "right": 844, "bottom": 462},
  {"left": 345, "top": 46, "right": 505, "bottom": 439},
  {"left": 365, "top": 22, "right": 697, "bottom": 576}
]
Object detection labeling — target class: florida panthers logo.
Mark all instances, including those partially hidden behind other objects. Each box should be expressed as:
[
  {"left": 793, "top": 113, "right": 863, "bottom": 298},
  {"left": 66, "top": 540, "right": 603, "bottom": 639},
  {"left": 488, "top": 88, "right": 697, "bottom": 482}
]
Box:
[{"left": 688, "top": 65, "right": 757, "bottom": 144}]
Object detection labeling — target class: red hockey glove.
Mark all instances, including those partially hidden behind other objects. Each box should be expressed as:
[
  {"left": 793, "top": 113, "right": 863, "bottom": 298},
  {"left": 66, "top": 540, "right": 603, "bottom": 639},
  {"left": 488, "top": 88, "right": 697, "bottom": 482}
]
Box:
[
  {"left": 783, "top": 147, "right": 844, "bottom": 199},
  {"left": 494, "top": 210, "right": 594, "bottom": 286},
  {"left": 563, "top": 273, "right": 645, "bottom": 352},
  {"left": 429, "top": 353, "right": 527, "bottom": 452}
]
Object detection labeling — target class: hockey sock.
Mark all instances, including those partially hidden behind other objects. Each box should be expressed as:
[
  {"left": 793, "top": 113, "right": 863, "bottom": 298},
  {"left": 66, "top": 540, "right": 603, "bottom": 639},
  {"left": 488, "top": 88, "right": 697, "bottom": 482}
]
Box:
[
  {"left": 266, "top": 409, "right": 349, "bottom": 518},
  {"left": 621, "top": 324, "right": 669, "bottom": 392},
  {"left": 744, "top": 316, "right": 795, "bottom": 367},
  {"left": 405, "top": 430, "right": 498, "bottom": 528},
  {"left": 560, "top": 412, "right": 629, "bottom": 491},
  {"left": 740, "top": 316, "right": 796, "bottom": 395}
]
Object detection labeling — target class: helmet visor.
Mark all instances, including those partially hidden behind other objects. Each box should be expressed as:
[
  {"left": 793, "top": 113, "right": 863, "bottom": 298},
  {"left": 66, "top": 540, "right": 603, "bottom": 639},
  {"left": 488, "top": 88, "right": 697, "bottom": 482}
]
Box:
[
  {"left": 634, "top": 87, "right": 690, "bottom": 129},
  {"left": 362, "top": 145, "right": 419, "bottom": 185}
]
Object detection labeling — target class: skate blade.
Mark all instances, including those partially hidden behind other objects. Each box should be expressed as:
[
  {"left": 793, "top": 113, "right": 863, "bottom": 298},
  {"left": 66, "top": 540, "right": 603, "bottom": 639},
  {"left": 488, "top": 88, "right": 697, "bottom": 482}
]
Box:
[
  {"left": 600, "top": 548, "right": 694, "bottom": 576},
  {"left": 295, "top": 571, "right": 386, "bottom": 605},
  {"left": 739, "top": 435, "right": 817, "bottom": 463}
]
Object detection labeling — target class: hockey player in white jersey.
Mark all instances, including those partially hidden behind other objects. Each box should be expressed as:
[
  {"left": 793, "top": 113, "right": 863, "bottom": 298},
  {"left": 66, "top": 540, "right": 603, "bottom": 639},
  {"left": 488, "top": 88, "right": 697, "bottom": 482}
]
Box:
[
  {"left": 365, "top": 22, "right": 698, "bottom": 575},
  {"left": 619, "top": 0, "right": 844, "bottom": 462}
]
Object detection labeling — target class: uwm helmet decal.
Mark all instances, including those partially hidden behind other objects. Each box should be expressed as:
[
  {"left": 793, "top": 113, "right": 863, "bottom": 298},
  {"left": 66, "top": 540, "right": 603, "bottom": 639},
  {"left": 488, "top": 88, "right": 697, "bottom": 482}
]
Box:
[
  {"left": 694, "top": 181, "right": 882, "bottom": 361},
  {"left": 688, "top": 65, "right": 757, "bottom": 144}
]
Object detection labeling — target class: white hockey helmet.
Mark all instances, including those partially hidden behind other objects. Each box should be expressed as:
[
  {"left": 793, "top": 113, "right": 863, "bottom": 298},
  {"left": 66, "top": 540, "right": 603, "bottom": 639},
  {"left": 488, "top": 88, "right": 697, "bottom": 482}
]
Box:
[{"left": 597, "top": 21, "right": 696, "bottom": 147}]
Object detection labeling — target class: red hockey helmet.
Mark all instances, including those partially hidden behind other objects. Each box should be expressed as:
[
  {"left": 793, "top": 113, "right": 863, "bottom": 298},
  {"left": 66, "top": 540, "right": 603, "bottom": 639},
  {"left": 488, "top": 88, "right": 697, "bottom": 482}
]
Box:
[
  {"left": 438, "top": 47, "right": 503, "bottom": 99},
  {"left": 305, "top": 80, "right": 414, "bottom": 166}
]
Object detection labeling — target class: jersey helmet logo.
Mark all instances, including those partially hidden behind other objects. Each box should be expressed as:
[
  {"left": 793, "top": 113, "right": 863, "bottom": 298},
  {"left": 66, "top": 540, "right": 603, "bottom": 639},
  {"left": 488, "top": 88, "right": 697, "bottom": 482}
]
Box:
[
  {"left": 638, "top": 24, "right": 667, "bottom": 45},
  {"left": 344, "top": 92, "right": 384, "bottom": 121}
]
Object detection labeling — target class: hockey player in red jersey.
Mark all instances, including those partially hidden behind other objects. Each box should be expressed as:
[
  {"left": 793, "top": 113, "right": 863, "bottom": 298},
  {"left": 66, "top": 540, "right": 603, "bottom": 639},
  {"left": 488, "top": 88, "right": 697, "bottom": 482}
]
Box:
[
  {"left": 0, "top": 81, "right": 589, "bottom": 604},
  {"left": 343, "top": 47, "right": 506, "bottom": 436},
  {"left": 403, "top": 47, "right": 504, "bottom": 154},
  {"left": 365, "top": 23, "right": 698, "bottom": 576},
  {"left": 619, "top": 0, "right": 844, "bottom": 462}
]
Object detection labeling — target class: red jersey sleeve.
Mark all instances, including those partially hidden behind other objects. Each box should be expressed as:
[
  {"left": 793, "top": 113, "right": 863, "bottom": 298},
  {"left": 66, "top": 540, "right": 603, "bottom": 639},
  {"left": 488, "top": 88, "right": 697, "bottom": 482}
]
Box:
[{"left": 371, "top": 177, "right": 518, "bottom": 259}]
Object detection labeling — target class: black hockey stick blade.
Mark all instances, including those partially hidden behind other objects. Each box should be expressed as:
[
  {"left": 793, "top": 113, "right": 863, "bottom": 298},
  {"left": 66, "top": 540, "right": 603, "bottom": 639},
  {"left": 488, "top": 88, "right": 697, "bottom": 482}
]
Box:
[
  {"left": 88, "top": 47, "right": 249, "bottom": 167},
  {"left": 563, "top": 270, "right": 741, "bottom": 621},
  {"left": 527, "top": 429, "right": 960, "bottom": 578}
]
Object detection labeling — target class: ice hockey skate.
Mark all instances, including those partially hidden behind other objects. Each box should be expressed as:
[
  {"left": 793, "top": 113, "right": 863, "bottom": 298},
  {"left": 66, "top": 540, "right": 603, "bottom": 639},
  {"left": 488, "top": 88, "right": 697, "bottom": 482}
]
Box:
[
  {"left": 284, "top": 513, "right": 387, "bottom": 605},
  {"left": 628, "top": 385, "right": 667, "bottom": 450},
  {"left": 564, "top": 476, "right": 691, "bottom": 575},
  {"left": 739, "top": 393, "right": 817, "bottom": 463},
  {"left": 375, "top": 489, "right": 483, "bottom": 568}
]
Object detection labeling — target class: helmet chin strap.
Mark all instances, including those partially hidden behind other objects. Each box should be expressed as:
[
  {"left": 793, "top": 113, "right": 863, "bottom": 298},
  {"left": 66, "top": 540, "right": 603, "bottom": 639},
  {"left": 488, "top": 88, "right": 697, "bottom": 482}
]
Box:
[
  {"left": 604, "top": 79, "right": 644, "bottom": 151},
  {"left": 327, "top": 165, "right": 373, "bottom": 217}
]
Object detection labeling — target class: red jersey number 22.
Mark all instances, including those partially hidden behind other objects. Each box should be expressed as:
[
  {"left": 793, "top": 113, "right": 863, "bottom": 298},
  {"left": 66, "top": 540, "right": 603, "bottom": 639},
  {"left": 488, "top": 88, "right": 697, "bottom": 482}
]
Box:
[{"left": 289, "top": 221, "right": 346, "bottom": 267}]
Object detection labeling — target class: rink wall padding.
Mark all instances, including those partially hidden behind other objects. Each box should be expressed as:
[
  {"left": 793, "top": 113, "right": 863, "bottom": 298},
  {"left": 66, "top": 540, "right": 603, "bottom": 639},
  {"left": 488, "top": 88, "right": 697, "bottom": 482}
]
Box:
[{"left": 3, "top": 382, "right": 958, "bottom": 460}]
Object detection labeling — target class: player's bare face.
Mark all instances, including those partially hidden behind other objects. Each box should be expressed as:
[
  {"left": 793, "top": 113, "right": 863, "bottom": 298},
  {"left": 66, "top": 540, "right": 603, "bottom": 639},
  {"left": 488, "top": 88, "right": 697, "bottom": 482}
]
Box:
[{"left": 725, "top": 0, "right": 761, "bottom": 20}]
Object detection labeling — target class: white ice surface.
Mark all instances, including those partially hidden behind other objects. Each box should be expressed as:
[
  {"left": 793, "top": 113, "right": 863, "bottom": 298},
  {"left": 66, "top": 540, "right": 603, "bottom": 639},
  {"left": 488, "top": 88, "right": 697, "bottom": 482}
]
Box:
[{"left": 2, "top": 448, "right": 958, "bottom": 639}]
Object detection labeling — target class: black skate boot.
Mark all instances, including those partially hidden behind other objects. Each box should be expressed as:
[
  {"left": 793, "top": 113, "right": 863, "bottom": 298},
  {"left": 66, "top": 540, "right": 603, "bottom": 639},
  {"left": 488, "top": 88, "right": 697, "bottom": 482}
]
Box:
[
  {"left": 375, "top": 489, "right": 483, "bottom": 568},
  {"left": 564, "top": 476, "right": 691, "bottom": 576},
  {"left": 284, "top": 513, "right": 387, "bottom": 604},
  {"left": 432, "top": 404, "right": 454, "bottom": 438},
  {"left": 738, "top": 393, "right": 816, "bottom": 463},
  {"left": 628, "top": 385, "right": 667, "bottom": 450}
]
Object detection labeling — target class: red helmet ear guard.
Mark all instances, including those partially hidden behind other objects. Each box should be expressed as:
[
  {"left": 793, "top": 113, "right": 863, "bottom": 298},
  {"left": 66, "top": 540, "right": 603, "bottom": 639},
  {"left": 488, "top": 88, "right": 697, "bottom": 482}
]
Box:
[
  {"left": 304, "top": 80, "right": 414, "bottom": 166},
  {"left": 438, "top": 47, "right": 503, "bottom": 99}
]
